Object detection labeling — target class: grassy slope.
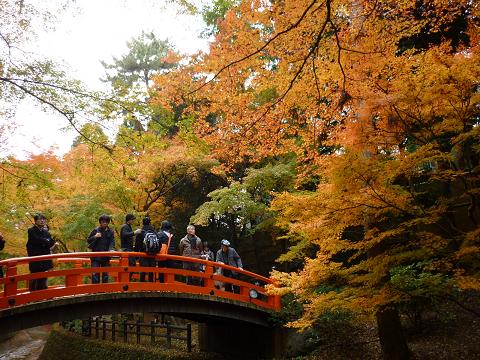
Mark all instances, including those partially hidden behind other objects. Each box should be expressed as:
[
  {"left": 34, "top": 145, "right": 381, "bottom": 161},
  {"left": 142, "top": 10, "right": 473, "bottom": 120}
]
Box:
[{"left": 39, "top": 330, "right": 225, "bottom": 360}]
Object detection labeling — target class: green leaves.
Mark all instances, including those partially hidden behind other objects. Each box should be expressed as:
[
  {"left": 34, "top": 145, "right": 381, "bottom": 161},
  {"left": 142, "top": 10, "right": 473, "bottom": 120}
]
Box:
[
  {"left": 100, "top": 31, "right": 181, "bottom": 138},
  {"left": 191, "top": 162, "right": 296, "bottom": 240},
  {"left": 60, "top": 196, "right": 109, "bottom": 251},
  {"left": 201, "top": 0, "right": 241, "bottom": 37},
  {"left": 390, "top": 261, "right": 452, "bottom": 298},
  {"left": 101, "top": 31, "right": 176, "bottom": 89},
  {"left": 191, "top": 182, "right": 265, "bottom": 226}
]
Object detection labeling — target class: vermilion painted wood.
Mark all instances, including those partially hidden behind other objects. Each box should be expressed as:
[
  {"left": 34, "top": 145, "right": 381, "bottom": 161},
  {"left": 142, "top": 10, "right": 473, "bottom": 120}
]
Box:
[{"left": 0, "top": 252, "right": 281, "bottom": 311}]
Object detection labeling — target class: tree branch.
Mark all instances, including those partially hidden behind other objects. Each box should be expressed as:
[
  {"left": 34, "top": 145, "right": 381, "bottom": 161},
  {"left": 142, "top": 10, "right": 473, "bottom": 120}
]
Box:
[
  {"left": 189, "top": 0, "right": 322, "bottom": 94},
  {"left": 0, "top": 77, "right": 114, "bottom": 153}
]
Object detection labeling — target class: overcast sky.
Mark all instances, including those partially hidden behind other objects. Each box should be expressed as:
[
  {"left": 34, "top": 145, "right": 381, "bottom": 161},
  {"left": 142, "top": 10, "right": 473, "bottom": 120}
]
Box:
[{"left": 7, "top": 0, "right": 208, "bottom": 159}]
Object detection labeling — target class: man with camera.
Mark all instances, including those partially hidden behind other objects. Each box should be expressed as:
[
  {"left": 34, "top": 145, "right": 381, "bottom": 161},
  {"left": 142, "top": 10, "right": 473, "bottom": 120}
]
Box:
[{"left": 87, "top": 214, "right": 115, "bottom": 284}]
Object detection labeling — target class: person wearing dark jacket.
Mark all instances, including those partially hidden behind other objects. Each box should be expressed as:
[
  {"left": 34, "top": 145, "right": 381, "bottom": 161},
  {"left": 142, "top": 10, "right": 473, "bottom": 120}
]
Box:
[
  {"left": 120, "top": 214, "right": 141, "bottom": 279},
  {"left": 157, "top": 220, "right": 175, "bottom": 282},
  {"left": 26, "top": 214, "right": 56, "bottom": 291},
  {"left": 0, "top": 232, "right": 4, "bottom": 278},
  {"left": 134, "top": 217, "right": 157, "bottom": 282},
  {"left": 87, "top": 214, "right": 115, "bottom": 284}
]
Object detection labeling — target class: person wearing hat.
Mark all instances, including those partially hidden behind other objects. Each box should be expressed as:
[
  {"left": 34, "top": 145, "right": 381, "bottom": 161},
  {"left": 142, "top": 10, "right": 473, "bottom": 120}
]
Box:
[
  {"left": 87, "top": 214, "right": 115, "bottom": 284},
  {"left": 120, "top": 213, "right": 142, "bottom": 279},
  {"left": 216, "top": 239, "right": 243, "bottom": 293}
]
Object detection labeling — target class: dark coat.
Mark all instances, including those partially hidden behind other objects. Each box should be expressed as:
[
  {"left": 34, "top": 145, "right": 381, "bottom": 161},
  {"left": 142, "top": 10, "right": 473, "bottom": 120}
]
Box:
[
  {"left": 202, "top": 249, "right": 215, "bottom": 262},
  {"left": 27, "top": 225, "right": 55, "bottom": 273},
  {"left": 87, "top": 226, "right": 115, "bottom": 262},
  {"left": 120, "top": 223, "right": 135, "bottom": 251},
  {"left": 134, "top": 225, "right": 156, "bottom": 253},
  {"left": 0, "top": 234, "right": 5, "bottom": 278}
]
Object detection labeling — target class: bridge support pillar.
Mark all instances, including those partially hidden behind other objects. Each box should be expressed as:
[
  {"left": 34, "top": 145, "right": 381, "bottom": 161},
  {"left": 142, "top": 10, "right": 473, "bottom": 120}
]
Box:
[{"left": 198, "top": 322, "right": 286, "bottom": 359}]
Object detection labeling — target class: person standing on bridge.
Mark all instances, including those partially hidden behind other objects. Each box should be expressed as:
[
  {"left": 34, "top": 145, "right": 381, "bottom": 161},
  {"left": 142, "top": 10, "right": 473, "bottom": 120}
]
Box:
[
  {"left": 157, "top": 220, "right": 175, "bottom": 282},
  {"left": 216, "top": 239, "right": 243, "bottom": 293},
  {"left": 179, "top": 225, "right": 203, "bottom": 286},
  {"left": 200, "top": 241, "right": 215, "bottom": 286},
  {"left": 201, "top": 241, "right": 215, "bottom": 262},
  {"left": 0, "top": 232, "right": 5, "bottom": 278},
  {"left": 134, "top": 216, "right": 157, "bottom": 282},
  {"left": 120, "top": 213, "right": 142, "bottom": 280},
  {"left": 26, "top": 214, "right": 57, "bottom": 291},
  {"left": 87, "top": 214, "right": 115, "bottom": 284}
]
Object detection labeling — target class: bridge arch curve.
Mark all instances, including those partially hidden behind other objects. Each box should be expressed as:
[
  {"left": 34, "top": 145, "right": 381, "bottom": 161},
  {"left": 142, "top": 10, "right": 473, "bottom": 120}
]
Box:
[{"left": 0, "top": 291, "right": 272, "bottom": 334}]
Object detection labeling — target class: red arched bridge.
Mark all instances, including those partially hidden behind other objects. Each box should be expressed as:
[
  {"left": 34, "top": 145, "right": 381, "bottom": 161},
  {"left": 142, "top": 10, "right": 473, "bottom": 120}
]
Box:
[{"left": 0, "top": 252, "right": 281, "bottom": 335}]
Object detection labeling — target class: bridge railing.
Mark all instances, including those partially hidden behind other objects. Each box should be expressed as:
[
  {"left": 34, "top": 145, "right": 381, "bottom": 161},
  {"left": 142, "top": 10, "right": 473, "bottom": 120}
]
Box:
[{"left": 0, "top": 252, "right": 281, "bottom": 311}]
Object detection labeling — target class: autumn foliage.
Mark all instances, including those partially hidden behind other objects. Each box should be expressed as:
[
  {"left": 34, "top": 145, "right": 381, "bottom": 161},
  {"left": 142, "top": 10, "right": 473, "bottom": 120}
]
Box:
[
  {"left": 151, "top": 0, "right": 480, "bottom": 335},
  {"left": 0, "top": 0, "right": 479, "bottom": 356}
]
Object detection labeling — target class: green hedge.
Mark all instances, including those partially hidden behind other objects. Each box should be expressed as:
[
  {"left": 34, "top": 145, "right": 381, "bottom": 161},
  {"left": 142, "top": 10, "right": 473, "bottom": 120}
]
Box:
[{"left": 39, "top": 330, "right": 224, "bottom": 360}]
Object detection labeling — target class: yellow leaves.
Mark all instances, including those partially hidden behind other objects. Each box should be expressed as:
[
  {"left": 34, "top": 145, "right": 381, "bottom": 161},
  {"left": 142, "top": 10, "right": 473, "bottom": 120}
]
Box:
[
  {"left": 147, "top": 0, "right": 480, "bottom": 330},
  {"left": 268, "top": 270, "right": 297, "bottom": 296},
  {"left": 455, "top": 275, "right": 480, "bottom": 291},
  {"left": 456, "top": 246, "right": 480, "bottom": 260},
  {"left": 454, "top": 229, "right": 480, "bottom": 274},
  {"left": 463, "top": 229, "right": 480, "bottom": 247}
]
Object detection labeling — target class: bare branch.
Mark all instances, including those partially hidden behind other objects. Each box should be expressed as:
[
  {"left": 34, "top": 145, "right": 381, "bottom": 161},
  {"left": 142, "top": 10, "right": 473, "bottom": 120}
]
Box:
[{"left": 0, "top": 77, "right": 114, "bottom": 153}]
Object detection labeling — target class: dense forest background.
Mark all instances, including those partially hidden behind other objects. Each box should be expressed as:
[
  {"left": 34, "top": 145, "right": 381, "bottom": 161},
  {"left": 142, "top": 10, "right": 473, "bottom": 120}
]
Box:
[{"left": 1, "top": 0, "right": 479, "bottom": 358}]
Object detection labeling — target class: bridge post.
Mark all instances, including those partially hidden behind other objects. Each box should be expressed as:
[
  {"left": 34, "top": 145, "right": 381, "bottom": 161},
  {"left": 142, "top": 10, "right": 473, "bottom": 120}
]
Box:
[
  {"left": 123, "top": 320, "right": 127, "bottom": 342},
  {"left": 166, "top": 323, "right": 172, "bottom": 348},
  {"left": 186, "top": 323, "right": 192, "bottom": 352},
  {"left": 164, "top": 267, "right": 175, "bottom": 284},
  {"left": 240, "top": 284, "right": 249, "bottom": 298},
  {"left": 4, "top": 261, "right": 18, "bottom": 300},
  {"left": 66, "top": 260, "right": 82, "bottom": 287},
  {"left": 102, "top": 318, "right": 106, "bottom": 340},
  {"left": 204, "top": 264, "right": 214, "bottom": 292},
  {"left": 87, "top": 317, "right": 92, "bottom": 336},
  {"left": 150, "top": 320, "right": 155, "bottom": 344},
  {"left": 95, "top": 317, "right": 99, "bottom": 338},
  {"left": 136, "top": 319, "right": 141, "bottom": 344},
  {"left": 111, "top": 319, "right": 116, "bottom": 342},
  {"left": 267, "top": 293, "right": 281, "bottom": 311},
  {"left": 118, "top": 254, "right": 130, "bottom": 283}
]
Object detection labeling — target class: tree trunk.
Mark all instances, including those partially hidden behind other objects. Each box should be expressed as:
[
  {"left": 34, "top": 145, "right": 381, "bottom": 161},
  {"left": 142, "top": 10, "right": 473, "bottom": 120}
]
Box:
[{"left": 376, "top": 305, "right": 410, "bottom": 360}]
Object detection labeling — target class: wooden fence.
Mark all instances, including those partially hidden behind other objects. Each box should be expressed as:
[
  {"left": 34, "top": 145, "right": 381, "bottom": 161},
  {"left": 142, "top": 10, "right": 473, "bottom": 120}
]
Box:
[{"left": 81, "top": 317, "right": 192, "bottom": 352}]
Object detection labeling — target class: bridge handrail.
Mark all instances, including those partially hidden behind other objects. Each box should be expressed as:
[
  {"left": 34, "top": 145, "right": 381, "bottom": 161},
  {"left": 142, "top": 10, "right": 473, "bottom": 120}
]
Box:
[
  {"left": 0, "top": 252, "right": 273, "bottom": 284},
  {"left": 0, "top": 251, "right": 281, "bottom": 312}
]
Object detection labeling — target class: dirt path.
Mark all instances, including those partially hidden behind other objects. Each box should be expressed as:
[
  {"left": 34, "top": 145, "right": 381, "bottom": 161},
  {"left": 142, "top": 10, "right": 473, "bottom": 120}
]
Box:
[{"left": 0, "top": 326, "right": 51, "bottom": 360}]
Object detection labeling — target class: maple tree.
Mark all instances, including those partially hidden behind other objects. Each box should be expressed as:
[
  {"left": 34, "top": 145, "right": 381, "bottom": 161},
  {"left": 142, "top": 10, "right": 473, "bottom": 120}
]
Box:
[
  {"left": 62, "top": 130, "right": 224, "bottom": 251},
  {"left": 0, "top": 151, "right": 67, "bottom": 254},
  {"left": 152, "top": 0, "right": 480, "bottom": 357},
  {"left": 0, "top": 0, "right": 478, "bottom": 356}
]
